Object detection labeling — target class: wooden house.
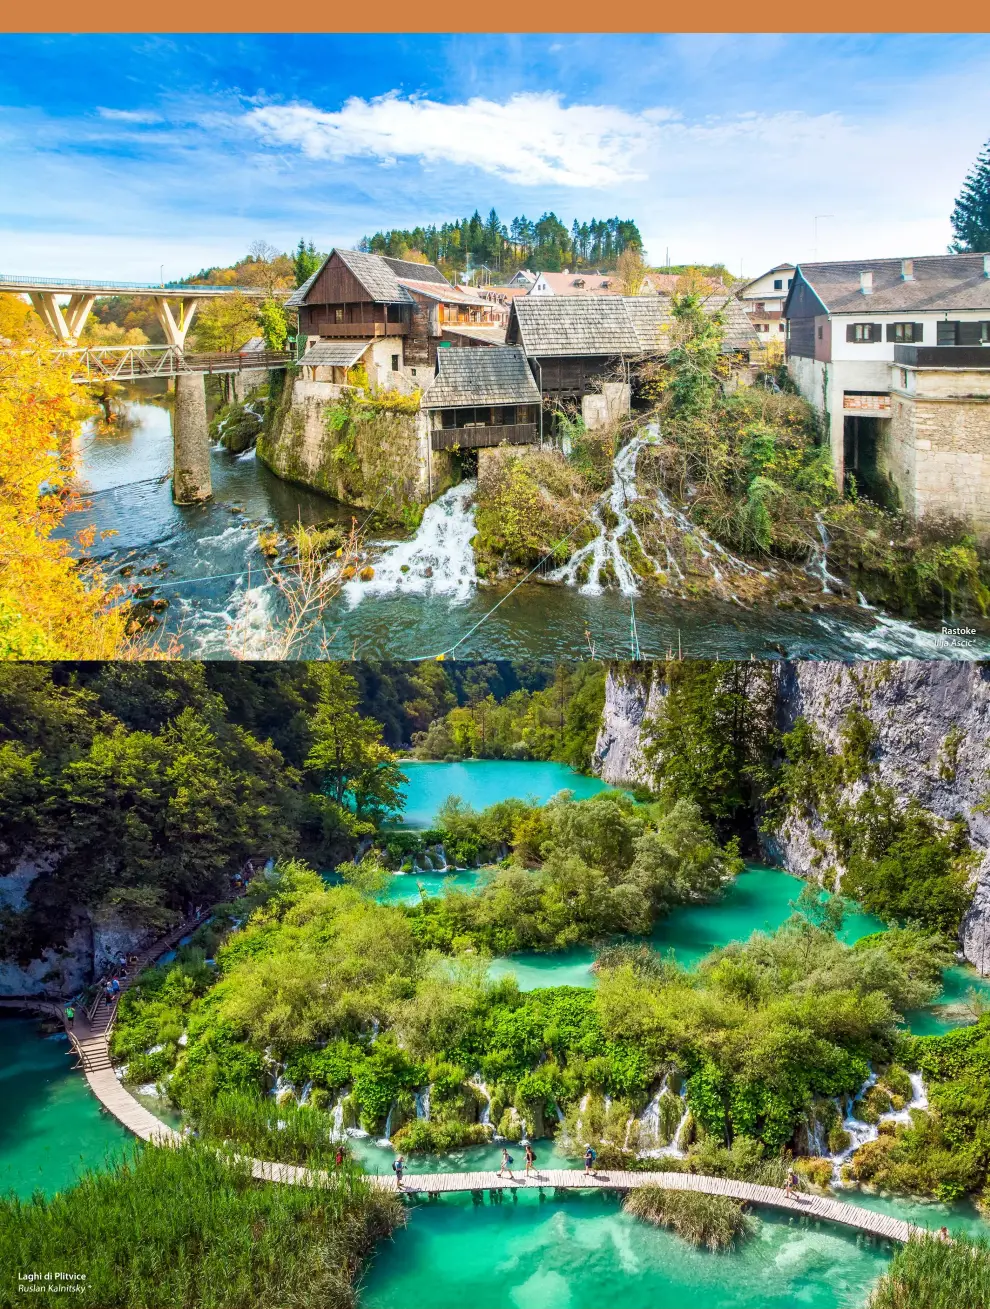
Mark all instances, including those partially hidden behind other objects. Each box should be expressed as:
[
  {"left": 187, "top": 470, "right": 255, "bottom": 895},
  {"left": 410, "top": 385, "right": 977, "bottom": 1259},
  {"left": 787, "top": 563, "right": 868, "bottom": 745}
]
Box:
[
  {"left": 421, "top": 346, "right": 542, "bottom": 451},
  {"left": 285, "top": 249, "right": 505, "bottom": 385}
]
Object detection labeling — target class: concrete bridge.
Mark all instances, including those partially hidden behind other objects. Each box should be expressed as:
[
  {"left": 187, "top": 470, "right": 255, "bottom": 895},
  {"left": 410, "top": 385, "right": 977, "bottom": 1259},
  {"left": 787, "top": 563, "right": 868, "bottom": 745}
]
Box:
[{"left": 1, "top": 274, "right": 277, "bottom": 502}]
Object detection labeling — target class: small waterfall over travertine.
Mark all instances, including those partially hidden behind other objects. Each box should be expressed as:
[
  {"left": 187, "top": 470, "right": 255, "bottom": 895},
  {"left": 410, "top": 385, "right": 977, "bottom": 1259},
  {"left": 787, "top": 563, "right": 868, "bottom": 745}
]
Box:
[
  {"left": 828, "top": 1072, "right": 928, "bottom": 1186},
  {"left": 345, "top": 480, "right": 478, "bottom": 605},
  {"left": 551, "top": 424, "right": 766, "bottom": 598},
  {"left": 415, "top": 1087, "right": 431, "bottom": 1121}
]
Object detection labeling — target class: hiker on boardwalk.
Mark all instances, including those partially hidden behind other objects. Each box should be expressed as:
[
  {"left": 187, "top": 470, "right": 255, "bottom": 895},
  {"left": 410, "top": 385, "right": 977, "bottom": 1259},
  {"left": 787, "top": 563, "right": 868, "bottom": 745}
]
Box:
[
  {"left": 392, "top": 1155, "right": 405, "bottom": 1189},
  {"left": 524, "top": 1141, "right": 536, "bottom": 1177},
  {"left": 584, "top": 1145, "right": 597, "bottom": 1176},
  {"left": 65, "top": 1004, "right": 75, "bottom": 1029},
  {"left": 785, "top": 1167, "right": 799, "bottom": 1198},
  {"left": 497, "top": 1147, "right": 515, "bottom": 1180}
]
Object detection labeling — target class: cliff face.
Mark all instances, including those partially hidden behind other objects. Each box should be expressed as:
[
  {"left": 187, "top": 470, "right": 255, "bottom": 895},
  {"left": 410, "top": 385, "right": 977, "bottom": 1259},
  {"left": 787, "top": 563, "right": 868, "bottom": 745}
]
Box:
[
  {"left": 594, "top": 661, "right": 990, "bottom": 973},
  {"left": 0, "top": 857, "right": 153, "bottom": 997}
]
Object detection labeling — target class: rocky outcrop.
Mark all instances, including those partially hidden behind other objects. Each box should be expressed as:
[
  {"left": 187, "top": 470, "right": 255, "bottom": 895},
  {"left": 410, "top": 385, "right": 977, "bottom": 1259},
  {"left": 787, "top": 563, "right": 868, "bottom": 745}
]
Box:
[
  {"left": 775, "top": 662, "right": 990, "bottom": 975},
  {"left": 593, "top": 670, "right": 666, "bottom": 786},
  {"left": 0, "top": 856, "right": 155, "bottom": 997},
  {"left": 594, "top": 661, "right": 990, "bottom": 973},
  {"left": 256, "top": 373, "right": 450, "bottom": 517}
]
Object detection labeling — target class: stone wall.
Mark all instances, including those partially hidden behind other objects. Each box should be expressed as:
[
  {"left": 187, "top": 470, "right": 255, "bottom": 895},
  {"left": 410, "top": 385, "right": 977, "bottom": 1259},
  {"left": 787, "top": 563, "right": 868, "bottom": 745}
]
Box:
[
  {"left": 593, "top": 661, "right": 990, "bottom": 973},
  {"left": 257, "top": 374, "right": 453, "bottom": 514},
  {"left": 888, "top": 375, "right": 990, "bottom": 529}
]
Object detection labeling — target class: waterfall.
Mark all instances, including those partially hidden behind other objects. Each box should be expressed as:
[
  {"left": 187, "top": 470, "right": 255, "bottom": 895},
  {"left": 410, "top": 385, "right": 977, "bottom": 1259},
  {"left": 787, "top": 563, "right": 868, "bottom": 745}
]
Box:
[
  {"left": 553, "top": 1101, "right": 565, "bottom": 1124},
  {"left": 345, "top": 480, "right": 478, "bottom": 606},
  {"left": 376, "top": 1100, "right": 396, "bottom": 1147},
  {"left": 331, "top": 1098, "right": 345, "bottom": 1139},
  {"left": 272, "top": 1070, "right": 294, "bottom": 1100},
  {"left": 809, "top": 513, "right": 845, "bottom": 594},
  {"left": 469, "top": 1078, "right": 493, "bottom": 1130},
  {"left": 434, "top": 845, "right": 448, "bottom": 871},
  {"left": 298, "top": 1080, "right": 313, "bottom": 1106},
  {"left": 415, "top": 1086, "right": 432, "bottom": 1121},
  {"left": 828, "top": 1071, "right": 930, "bottom": 1186},
  {"left": 550, "top": 425, "right": 765, "bottom": 598},
  {"left": 659, "top": 1104, "right": 691, "bottom": 1158}
]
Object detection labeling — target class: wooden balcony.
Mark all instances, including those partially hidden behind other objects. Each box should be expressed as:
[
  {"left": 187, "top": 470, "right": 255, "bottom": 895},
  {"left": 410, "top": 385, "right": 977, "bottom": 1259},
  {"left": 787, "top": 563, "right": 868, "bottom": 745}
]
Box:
[
  {"left": 432, "top": 423, "right": 538, "bottom": 452},
  {"left": 314, "top": 322, "right": 409, "bottom": 338}
]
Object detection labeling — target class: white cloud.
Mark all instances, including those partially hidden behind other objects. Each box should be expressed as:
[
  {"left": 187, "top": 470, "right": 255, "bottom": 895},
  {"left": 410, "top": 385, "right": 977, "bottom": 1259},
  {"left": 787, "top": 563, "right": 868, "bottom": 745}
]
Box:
[
  {"left": 243, "top": 91, "right": 661, "bottom": 187},
  {"left": 96, "top": 108, "right": 163, "bottom": 124}
]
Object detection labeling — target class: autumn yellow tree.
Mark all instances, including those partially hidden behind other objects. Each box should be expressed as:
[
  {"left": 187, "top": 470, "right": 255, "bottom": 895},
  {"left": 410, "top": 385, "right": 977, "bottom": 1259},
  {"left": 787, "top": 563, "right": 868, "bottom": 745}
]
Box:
[{"left": 0, "top": 294, "right": 131, "bottom": 658}]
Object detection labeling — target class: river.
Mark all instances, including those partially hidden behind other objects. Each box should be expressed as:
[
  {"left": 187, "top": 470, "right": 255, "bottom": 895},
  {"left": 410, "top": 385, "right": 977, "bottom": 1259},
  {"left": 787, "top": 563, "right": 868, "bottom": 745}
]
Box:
[
  {"left": 61, "top": 392, "right": 990, "bottom": 661},
  {"left": 5, "top": 756, "right": 989, "bottom": 1308}
]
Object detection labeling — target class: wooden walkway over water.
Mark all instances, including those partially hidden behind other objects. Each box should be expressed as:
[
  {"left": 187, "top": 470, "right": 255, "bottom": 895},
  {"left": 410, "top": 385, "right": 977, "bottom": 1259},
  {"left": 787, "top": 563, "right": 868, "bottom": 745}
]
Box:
[{"left": 0, "top": 899, "right": 930, "bottom": 1247}]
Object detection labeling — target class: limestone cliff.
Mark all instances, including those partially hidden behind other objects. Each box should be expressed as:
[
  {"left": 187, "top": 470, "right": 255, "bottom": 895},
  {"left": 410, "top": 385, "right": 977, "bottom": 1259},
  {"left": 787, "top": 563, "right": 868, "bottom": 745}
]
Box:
[{"left": 593, "top": 661, "right": 990, "bottom": 973}]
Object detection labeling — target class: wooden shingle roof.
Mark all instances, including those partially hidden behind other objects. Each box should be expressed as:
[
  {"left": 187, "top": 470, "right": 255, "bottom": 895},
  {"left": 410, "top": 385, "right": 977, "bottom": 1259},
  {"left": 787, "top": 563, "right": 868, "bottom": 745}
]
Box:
[
  {"left": 508, "top": 297, "right": 642, "bottom": 356},
  {"left": 421, "top": 346, "right": 541, "bottom": 409},
  {"left": 383, "top": 256, "right": 450, "bottom": 285},
  {"left": 508, "top": 295, "right": 755, "bottom": 357}
]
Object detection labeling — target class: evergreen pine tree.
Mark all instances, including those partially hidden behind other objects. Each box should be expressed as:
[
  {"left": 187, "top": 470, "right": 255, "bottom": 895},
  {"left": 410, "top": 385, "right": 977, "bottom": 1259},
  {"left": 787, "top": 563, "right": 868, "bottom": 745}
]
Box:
[{"left": 949, "top": 138, "right": 990, "bottom": 252}]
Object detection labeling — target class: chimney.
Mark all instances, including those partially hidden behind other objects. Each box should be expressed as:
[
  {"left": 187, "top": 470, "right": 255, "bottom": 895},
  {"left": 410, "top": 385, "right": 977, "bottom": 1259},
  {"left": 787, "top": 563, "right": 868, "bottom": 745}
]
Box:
[
  {"left": 901, "top": 259, "right": 914, "bottom": 280},
  {"left": 984, "top": 254, "right": 990, "bottom": 278},
  {"left": 860, "top": 270, "right": 874, "bottom": 295}
]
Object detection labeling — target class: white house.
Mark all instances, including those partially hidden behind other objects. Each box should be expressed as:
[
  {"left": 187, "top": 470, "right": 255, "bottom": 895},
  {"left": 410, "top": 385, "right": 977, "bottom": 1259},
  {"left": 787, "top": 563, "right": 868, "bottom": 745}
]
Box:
[
  {"left": 783, "top": 253, "right": 990, "bottom": 526},
  {"left": 737, "top": 263, "right": 795, "bottom": 339}
]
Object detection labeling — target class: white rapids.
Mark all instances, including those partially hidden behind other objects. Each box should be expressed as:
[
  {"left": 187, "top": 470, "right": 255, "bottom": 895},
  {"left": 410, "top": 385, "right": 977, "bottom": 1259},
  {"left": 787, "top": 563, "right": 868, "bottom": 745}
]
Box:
[{"left": 345, "top": 480, "right": 478, "bottom": 605}]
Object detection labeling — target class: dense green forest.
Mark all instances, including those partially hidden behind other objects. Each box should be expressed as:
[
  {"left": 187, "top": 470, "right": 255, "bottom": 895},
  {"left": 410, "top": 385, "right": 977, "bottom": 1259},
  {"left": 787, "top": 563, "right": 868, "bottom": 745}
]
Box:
[
  {"left": 361, "top": 208, "right": 643, "bottom": 275},
  {"left": 0, "top": 662, "right": 601, "bottom": 963}
]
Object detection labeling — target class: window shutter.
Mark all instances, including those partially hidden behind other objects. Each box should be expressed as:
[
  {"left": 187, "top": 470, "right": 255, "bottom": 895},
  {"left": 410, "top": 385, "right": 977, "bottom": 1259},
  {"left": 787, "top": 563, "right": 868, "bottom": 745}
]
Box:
[
  {"left": 937, "top": 321, "right": 957, "bottom": 346},
  {"left": 886, "top": 324, "right": 896, "bottom": 342},
  {"left": 873, "top": 325, "right": 882, "bottom": 342},
  {"left": 913, "top": 323, "right": 924, "bottom": 343},
  {"left": 959, "top": 322, "right": 981, "bottom": 346},
  {"left": 846, "top": 324, "right": 856, "bottom": 342}
]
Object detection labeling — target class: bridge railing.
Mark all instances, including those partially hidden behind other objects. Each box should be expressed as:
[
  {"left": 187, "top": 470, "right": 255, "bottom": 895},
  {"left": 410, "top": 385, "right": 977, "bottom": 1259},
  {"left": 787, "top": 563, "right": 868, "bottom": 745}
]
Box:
[
  {"left": 0, "top": 273, "right": 263, "bottom": 295},
  {"left": 15, "top": 345, "right": 294, "bottom": 380}
]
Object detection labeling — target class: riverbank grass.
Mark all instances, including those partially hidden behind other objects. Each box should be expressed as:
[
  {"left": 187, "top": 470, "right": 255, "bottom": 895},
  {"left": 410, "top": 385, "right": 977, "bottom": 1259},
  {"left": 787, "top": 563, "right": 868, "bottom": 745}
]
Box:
[
  {"left": 869, "top": 1233, "right": 990, "bottom": 1309},
  {"left": 0, "top": 1142, "right": 402, "bottom": 1309},
  {"left": 623, "top": 1186, "right": 756, "bottom": 1251}
]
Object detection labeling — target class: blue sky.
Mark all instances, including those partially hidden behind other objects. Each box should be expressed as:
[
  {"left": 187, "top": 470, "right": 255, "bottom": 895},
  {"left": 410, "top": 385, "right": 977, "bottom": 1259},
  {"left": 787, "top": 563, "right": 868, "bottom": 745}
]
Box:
[{"left": 1, "top": 34, "right": 989, "bottom": 280}]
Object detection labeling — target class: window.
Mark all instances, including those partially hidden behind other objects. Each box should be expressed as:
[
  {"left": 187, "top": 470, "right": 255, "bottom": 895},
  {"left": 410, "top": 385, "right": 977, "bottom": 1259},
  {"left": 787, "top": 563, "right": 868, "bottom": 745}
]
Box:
[
  {"left": 846, "top": 323, "right": 882, "bottom": 343},
  {"left": 939, "top": 321, "right": 990, "bottom": 346},
  {"left": 333, "top": 308, "right": 344, "bottom": 323},
  {"left": 787, "top": 278, "right": 793, "bottom": 288},
  {"left": 391, "top": 354, "right": 400, "bottom": 371},
  {"left": 773, "top": 279, "right": 783, "bottom": 290},
  {"left": 817, "top": 326, "right": 823, "bottom": 340},
  {"left": 886, "top": 323, "right": 924, "bottom": 343}
]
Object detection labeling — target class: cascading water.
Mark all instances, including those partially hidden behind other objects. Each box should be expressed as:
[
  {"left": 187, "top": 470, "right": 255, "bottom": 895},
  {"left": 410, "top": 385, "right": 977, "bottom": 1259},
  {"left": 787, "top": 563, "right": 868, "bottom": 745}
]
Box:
[
  {"left": 809, "top": 513, "right": 846, "bottom": 594},
  {"left": 551, "top": 424, "right": 765, "bottom": 599},
  {"left": 331, "top": 1098, "right": 345, "bottom": 1139},
  {"left": 376, "top": 1101, "right": 396, "bottom": 1148},
  {"left": 415, "top": 1087, "right": 431, "bottom": 1121},
  {"left": 345, "top": 480, "right": 478, "bottom": 605},
  {"left": 298, "top": 1080, "right": 313, "bottom": 1106},
  {"left": 828, "top": 1071, "right": 929, "bottom": 1185}
]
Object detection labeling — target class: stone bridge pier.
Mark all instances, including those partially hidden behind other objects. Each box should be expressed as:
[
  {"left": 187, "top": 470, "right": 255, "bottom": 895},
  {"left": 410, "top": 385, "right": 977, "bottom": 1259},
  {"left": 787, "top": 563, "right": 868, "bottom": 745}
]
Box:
[{"left": 172, "top": 373, "right": 212, "bottom": 503}]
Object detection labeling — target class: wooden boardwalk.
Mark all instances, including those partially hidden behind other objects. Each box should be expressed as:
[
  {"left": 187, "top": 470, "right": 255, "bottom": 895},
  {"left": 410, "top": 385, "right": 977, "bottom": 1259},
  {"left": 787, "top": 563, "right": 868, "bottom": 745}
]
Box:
[{"left": 0, "top": 892, "right": 931, "bottom": 1247}]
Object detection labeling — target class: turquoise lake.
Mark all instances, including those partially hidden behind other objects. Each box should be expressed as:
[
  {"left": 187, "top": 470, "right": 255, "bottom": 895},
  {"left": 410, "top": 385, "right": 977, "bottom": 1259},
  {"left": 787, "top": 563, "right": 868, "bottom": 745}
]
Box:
[{"left": 391, "top": 759, "right": 613, "bottom": 828}]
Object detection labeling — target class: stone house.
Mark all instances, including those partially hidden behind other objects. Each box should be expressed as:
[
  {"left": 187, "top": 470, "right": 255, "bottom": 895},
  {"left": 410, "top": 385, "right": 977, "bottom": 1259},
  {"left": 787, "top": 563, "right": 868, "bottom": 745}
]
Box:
[{"left": 783, "top": 253, "right": 990, "bottom": 526}]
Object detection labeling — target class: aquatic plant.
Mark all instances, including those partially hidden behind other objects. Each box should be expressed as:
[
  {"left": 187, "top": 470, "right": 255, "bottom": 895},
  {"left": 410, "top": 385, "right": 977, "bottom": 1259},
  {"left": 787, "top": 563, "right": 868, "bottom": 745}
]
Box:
[
  {"left": 623, "top": 1186, "right": 756, "bottom": 1251},
  {"left": 869, "top": 1233, "right": 990, "bottom": 1309},
  {"left": 0, "top": 1142, "right": 402, "bottom": 1309}
]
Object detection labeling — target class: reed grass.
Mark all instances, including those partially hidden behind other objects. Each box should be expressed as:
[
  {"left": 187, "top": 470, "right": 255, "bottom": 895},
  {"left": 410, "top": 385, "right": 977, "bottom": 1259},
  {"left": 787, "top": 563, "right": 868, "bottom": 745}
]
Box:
[
  {"left": 188, "top": 1089, "right": 340, "bottom": 1166},
  {"left": 623, "top": 1186, "right": 756, "bottom": 1251},
  {"left": 868, "top": 1233, "right": 990, "bottom": 1309},
  {"left": 0, "top": 1142, "right": 402, "bottom": 1309}
]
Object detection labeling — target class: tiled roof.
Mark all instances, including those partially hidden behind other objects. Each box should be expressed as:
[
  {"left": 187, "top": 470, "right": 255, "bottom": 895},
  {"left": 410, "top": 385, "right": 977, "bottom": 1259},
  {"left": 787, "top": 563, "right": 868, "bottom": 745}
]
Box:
[
  {"left": 791, "top": 254, "right": 990, "bottom": 314},
  {"left": 383, "top": 256, "right": 450, "bottom": 285},
  {"left": 334, "top": 249, "right": 416, "bottom": 303},
  {"left": 421, "top": 346, "right": 541, "bottom": 408},
  {"left": 399, "top": 280, "right": 488, "bottom": 305},
  {"left": 284, "top": 271, "right": 319, "bottom": 308},
  {"left": 509, "top": 295, "right": 754, "bottom": 357},
  {"left": 298, "top": 340, "right": 373, "bottom": 368},
  {"left": 441, "top": 324, "right": 508, "bottom": 345},
  {"left": 530, "top": 271, "right": 620, "bottom": 295}
]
